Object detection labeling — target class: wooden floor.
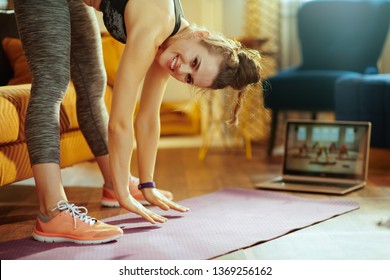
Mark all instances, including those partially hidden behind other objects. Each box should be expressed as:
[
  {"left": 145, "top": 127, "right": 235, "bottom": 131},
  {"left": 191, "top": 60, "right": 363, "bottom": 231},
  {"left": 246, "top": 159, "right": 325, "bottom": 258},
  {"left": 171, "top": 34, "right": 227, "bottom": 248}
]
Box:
[{"left": 1, "top": 144, "right": 390, "bottom": 259}]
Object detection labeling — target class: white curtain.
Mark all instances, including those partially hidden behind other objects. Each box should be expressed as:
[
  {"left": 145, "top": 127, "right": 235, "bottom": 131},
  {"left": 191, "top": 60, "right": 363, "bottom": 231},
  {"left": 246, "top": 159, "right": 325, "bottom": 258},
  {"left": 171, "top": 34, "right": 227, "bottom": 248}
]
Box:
[{"left": 279, "top": 0, "right": 308, "bottom": 69}]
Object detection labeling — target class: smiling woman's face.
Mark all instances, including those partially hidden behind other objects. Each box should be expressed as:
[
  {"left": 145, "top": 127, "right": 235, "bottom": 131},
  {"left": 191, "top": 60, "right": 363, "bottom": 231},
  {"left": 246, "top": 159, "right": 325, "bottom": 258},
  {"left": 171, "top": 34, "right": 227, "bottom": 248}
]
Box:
[{"left": 156, "top": 36, "right": 223, "bottom": 89}]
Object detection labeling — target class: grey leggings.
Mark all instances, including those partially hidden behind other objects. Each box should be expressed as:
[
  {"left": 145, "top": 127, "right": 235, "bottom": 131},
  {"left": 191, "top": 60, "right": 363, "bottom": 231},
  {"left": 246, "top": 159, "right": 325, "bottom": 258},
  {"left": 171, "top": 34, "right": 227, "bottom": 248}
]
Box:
[{"left": 14, "top": 0, "right": 109, "bottom": 165}]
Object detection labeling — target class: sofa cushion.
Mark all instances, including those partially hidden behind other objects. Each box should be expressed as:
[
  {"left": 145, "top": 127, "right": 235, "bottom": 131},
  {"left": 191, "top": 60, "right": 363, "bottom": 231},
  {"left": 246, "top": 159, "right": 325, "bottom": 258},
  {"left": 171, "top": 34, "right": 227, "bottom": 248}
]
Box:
[
  {"left": 101, "top": 33, "right": 124, "bottom": 87},
  {"left": 0, "top": 84, "right": 77, "bottom": 144},
  {"left": 61, "top": 82, "right": 78, "bottom": 130},
  {"left": 2, "top": 37, "right": 32, "bottom": 85},
  {"left": 335, "top": 74, "right": 390, "bottom": 148},
  {"left": 0, "top": 95, "right": 19, "bottom": 144},
  {"left": 0, "top": 142, "right": 32, "bottom": 186},
  {"left": 0, "top": 85, "right": 30, "bottom": 143}
]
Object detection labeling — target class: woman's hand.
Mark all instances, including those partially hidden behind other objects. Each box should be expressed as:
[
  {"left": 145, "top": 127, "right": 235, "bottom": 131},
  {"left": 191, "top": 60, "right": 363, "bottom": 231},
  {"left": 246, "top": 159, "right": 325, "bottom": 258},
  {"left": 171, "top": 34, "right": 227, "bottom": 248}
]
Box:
[
  {"left": 118, "top": 195, "right": 168, "bottom": 224},
  {"left": 141, "top": 188, "right": 190, "bottom": 213}
]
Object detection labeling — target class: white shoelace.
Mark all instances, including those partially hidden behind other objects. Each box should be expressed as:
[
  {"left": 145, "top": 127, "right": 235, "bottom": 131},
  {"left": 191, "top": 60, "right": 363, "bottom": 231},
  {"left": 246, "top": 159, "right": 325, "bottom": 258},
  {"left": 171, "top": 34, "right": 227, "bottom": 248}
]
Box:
[{"left": 52, "top": 200, "right": 97, "bottom": 229}]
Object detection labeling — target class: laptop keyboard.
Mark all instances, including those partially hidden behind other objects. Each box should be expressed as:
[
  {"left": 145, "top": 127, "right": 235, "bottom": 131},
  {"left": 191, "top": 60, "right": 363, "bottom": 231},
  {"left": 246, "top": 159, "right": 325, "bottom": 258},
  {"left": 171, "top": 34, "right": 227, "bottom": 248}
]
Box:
[{"left": 280, "top": 180, "right": 355, "bottom": 188}]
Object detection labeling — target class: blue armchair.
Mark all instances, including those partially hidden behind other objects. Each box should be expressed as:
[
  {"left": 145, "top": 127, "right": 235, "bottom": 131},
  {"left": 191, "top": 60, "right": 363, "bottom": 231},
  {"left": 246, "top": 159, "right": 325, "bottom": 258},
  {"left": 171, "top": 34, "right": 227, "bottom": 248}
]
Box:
[{"left": 264, "top": 0, "right": 390, "bottom": 156}]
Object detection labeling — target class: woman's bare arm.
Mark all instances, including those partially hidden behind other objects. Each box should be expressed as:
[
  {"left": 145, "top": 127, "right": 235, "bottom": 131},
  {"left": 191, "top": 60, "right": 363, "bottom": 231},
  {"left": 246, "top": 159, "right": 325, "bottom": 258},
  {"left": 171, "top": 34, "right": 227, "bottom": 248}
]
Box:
[
  {"left": 108, "top": 1, "right": 168, "bottom": 222},
  {"left": 108, "top": 0, "right": 187, "bottom": 222},
  {"left": 135, "top": 60, "right": 189, "bottom": 212}
]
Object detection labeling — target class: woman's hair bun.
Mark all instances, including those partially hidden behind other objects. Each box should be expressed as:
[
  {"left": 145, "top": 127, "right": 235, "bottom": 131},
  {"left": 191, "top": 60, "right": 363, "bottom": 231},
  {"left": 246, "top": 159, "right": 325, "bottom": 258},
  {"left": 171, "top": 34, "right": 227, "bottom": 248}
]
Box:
[
  {"left": 230, "top": 50, "right": 261, "bottom": 90},
  {"left": 209, "top": 43, "right": 261, "bottom": 91}
]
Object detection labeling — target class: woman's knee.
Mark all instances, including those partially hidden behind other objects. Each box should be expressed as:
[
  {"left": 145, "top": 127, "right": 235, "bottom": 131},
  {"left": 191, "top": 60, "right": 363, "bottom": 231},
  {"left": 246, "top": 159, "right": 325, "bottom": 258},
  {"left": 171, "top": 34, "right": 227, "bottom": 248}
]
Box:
[{"left": 31, "top": 72, "right": 71, "bottom": 100}]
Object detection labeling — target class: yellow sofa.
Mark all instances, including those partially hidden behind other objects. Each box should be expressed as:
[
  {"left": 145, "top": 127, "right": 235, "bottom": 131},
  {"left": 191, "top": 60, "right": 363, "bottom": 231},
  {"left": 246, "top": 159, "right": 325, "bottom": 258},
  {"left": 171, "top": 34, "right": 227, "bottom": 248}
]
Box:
[{"left": 0, "top": 11, "right": 200, "bottom": 187}]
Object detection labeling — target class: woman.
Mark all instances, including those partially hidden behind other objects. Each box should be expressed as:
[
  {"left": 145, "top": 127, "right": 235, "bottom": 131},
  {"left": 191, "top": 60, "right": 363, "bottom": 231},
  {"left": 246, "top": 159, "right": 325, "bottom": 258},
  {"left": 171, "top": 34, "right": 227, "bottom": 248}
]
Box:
[
  {"left": 91, "top": 0, "right": 261, "bottom": 212},
  {"left": 14, "top": 0, "right": 261, "bottom": 244}
]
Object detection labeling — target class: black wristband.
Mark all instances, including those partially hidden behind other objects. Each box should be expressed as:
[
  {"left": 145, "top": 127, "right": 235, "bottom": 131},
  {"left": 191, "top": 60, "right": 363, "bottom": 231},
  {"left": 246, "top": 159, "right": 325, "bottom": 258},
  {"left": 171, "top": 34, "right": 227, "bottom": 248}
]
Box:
[{"left": 138, "top": 181, "right": 156, "bottom": 190}]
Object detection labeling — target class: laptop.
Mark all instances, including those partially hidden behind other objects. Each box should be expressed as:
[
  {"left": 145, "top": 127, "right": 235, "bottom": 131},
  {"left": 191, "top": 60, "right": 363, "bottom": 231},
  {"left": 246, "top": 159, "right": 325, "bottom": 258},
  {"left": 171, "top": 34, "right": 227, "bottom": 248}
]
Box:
[{"left": 255, "top": 120, "right": 371, "bottom": 195}]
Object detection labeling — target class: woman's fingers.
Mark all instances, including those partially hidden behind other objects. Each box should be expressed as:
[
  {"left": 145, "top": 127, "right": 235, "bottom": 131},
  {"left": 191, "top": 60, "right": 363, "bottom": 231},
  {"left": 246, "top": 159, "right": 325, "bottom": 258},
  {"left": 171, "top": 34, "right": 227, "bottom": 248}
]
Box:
[
  {"left": 165, "top": 200, "right": 190, "bottom": 212},
  {"left": 119, "top": 188, "right": 190, "bottom": 224},
  {"left": 136, "top": 206, "right": 167, "bottom": 224},
  {"left": 143, "top": 188, "right": 190, "bottom": 212},
  {"left": 119, "top": 196, "right": 167, "bottom": 224},
  {"left": 144, "top": 208, "right": 168, "bottom": 223}
]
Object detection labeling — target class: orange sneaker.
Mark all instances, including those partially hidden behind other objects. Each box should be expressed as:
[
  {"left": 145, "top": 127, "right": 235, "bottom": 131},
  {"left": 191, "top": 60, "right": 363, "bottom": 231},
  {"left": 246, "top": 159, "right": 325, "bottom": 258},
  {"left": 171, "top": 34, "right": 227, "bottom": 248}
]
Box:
[
  {"left": 101, "top": 177, "right": 174, "bottom": 207},
  {"left": 32, "top": 200, "right": 123, "bottom": 244}
]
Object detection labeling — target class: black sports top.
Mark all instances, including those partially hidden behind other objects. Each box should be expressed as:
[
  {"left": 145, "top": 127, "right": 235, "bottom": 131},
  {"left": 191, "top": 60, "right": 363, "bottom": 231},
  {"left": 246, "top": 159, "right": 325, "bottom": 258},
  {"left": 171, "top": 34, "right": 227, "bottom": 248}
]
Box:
[{"left": 100, "top": 0, "right": 184, "bottom": 44}]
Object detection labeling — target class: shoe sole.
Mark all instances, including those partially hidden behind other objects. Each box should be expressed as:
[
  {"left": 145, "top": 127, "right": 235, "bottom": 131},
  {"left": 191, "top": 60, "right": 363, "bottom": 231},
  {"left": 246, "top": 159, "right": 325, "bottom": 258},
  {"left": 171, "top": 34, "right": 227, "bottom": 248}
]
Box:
[{"left": 32, "top": 232, "right": 122, "bottom": 244}]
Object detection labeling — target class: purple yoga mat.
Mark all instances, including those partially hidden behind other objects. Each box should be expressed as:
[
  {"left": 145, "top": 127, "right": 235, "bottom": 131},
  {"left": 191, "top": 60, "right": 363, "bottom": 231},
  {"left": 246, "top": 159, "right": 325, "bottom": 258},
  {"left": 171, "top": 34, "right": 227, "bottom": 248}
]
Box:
[{"left": 0, "top": 188, "right": 359, "bottom": 260}]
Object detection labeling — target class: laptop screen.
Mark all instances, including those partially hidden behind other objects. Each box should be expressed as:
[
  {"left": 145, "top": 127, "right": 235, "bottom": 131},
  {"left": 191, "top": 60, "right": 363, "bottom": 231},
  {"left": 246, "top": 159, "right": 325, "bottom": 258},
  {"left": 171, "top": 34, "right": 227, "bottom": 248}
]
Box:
[{"left": 283, "top": 120, "right": 371, "bottom": 180}]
